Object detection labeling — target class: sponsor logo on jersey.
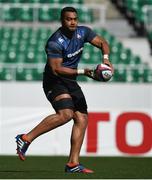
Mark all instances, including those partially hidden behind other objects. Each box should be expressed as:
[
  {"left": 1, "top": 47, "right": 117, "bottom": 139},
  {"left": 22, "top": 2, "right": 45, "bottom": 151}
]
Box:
[{"left": 67, "top": 47, "right": 83, "bottom": 58}]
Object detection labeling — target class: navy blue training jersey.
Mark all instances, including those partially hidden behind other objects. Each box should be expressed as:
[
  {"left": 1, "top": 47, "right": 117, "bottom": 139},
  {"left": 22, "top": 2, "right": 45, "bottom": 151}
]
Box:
[{"left": 45, "top": 26, "right": 96, "bottom": 69}]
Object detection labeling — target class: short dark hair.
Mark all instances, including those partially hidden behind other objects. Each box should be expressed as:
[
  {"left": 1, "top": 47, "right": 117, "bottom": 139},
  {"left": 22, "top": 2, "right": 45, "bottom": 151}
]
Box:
[{"left": 60, "top": 7, "right": 77, "bottom": 21}]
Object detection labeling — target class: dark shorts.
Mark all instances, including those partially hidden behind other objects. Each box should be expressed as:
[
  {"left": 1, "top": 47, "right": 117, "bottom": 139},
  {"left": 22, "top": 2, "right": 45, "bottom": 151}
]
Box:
[{"left": 43, "top": 75, "right": 88, "bottom": 114}]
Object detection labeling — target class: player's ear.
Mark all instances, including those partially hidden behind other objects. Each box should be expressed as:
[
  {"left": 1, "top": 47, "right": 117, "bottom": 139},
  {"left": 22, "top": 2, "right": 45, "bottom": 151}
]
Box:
[{"left": 60, "top": 17, "right": 64, "bottom": 24}]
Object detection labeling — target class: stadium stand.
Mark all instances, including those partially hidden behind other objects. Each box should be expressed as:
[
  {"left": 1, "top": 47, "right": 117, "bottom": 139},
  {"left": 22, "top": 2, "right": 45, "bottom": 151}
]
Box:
[
  {"left": 0, "top": 0, "right": 152, "bottom": 83},
  {"left": 0, "top": 2, "right": 96, "bottom": 23},
  {"left": 0, "top": 26, "right": 151, "bottom": 82},
  {"left": 147, "top": 31, "right": 152, "bottom": 55},
  {"left": 110, "top": 0, "right": 152, "bottom": 54}
]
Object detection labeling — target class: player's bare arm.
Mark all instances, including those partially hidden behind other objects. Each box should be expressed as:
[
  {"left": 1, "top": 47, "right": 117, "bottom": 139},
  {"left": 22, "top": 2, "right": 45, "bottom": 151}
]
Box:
[
  {"left": 90, "top": 35, "right": 114, "bottom": 73},
  {"left": 48, "top": 57, "right": 92, "bottom": 77},
  {"left": 48, "top": 58, "right": 77, "bottom": 76}
]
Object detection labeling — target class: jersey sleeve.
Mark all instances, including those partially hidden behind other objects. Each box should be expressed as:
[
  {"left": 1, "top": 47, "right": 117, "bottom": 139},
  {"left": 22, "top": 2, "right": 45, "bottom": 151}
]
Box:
[
  {"left": 83, "top": 26, "right": 97, "bottom": 42},
  {"left": 45, "top": 41, "right": 63, "bottom": 58}
]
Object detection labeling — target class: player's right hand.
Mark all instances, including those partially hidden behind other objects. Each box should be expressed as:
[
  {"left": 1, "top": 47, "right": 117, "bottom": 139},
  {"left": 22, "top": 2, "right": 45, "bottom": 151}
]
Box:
[
  {"left": 84, "top": 68, "right": 99, "bottom": 80},
  {"left": 84, "top": 68, "right": 94, "bottom": 78},
  {"left": 84, "top": 68, "right": 103, "bottom": 81}
]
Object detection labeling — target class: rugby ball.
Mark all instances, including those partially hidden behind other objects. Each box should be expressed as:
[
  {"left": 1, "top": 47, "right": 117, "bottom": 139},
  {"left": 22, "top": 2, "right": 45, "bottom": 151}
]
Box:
[{"left": 94, "top": 64, "right": 113, "bottom": 82}]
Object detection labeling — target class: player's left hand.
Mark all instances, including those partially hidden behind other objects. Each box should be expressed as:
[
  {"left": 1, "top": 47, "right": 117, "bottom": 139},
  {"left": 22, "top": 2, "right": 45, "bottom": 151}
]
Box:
[{"left": 103, "top": 59, "right": 114, "bottom": 74}]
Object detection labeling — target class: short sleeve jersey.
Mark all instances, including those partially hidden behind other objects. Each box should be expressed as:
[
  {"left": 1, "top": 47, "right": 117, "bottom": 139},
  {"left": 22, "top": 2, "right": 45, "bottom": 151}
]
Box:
[{"left": 45, "top": 26, "right": 96, "bottom": 69}]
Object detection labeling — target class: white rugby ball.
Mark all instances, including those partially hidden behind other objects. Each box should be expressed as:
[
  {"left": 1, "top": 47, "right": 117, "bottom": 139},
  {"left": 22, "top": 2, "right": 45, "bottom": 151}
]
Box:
[{"left": 95, "top": 64, "right": 113, "bottom": 82}]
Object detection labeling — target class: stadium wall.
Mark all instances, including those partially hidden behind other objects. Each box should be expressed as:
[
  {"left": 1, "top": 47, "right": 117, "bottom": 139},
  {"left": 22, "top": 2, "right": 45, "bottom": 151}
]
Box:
[{"left": 0, "top": 82, "right": 152, "bottom": 156}]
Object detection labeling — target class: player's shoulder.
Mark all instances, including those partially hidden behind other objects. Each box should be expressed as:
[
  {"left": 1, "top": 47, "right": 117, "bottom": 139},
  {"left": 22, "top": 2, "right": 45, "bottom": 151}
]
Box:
[
  {"left": 48, "top": 28, "right": 61, "bottom": 42},
  {"left": 77, "top": 25, "right": 92, "bottom": 31},
  {"left": 46, "top": 28, "right": 63, "bottom": 48},
  {"left": 77, "top": 26, "right": 94, "bottom": 35}
]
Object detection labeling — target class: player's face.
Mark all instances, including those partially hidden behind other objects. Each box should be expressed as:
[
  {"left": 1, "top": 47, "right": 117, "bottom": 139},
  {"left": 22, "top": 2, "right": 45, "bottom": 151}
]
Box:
[{"left": 62, "top": 12, "right": 78, "bottom": 31}]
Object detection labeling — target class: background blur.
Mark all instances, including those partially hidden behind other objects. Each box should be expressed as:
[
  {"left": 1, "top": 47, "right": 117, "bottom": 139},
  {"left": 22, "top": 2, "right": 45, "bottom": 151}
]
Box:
[{"left": 0, "top": 0, "right": 152, "bottom": 156}]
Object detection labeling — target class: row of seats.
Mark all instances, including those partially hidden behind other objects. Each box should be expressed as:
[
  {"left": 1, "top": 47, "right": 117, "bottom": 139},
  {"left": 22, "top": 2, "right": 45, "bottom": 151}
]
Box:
[
  {"left": 0, "top": 27, "right": 50, "bottom": 64},
  {"left": 86, "top": 29, "right": 144, "bottom": 66},
  {"left": 0, "top": 65, "right": 152, "bottom": 83},
  {"left": 0, "top": 27, "right": 151, "bottom": 82},
  {"left": 0, "top": 0, "right": 83, "bottom": 3},
  {"left": 111, "top": 0, "right": 152, "bottom": 36},
  {"left": 147, "top": 31, "right": 152, "bottom": 55},
  {"left": 0, "top": 66, "right": 43, "bottom": 81},
  {"left": 113, "top": 65, "right": 152, "bottom": 83},
  {"left": 0, "top": 6, "right": 95, "bottom": 22},
  {"left": 0, "top": 27, "right": 143, "bottom": 65},
  {"left": 111, "top": 0, "right": 152, "bottom": 56},
  {"left": 124, "top": 0, "right": 152, "bottom": 36}
]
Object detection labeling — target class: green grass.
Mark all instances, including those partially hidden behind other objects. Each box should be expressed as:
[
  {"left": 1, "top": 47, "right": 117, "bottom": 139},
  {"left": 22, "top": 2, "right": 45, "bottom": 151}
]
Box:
[{"left": 0, "top": 156, "right": 152, "bottom": 179}]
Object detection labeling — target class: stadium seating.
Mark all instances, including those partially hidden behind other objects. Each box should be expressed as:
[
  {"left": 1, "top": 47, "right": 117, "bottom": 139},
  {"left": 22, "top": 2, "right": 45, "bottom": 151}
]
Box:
[
  {"left": 111, "top": 0, "right": 152, "bottom": 54},
  {"left": 147, "top": 31, "right": 152, "bottom": 55},
  {"left": 111, "top": 0, "right": 152, "bottom": 35},
  {"left": 111, "top": 0, "right": 152, "bottom": 68},
  {"left": 0, "top": 1, "right": 97, "bottom": 23},
  {"left": 16, "top": 66, "right": 43, "bottom": 81},
  {"left": 0, "top": 0, "right": 152, "bottom": 83},
  {"left": 1, "top": 27, "right": 151, "bottom": 83},
  {"left": 0, "top": 67, "right": 14, "bottom": 81},
  {"left": 0, "top": 7, "right": 94, "bottom": 23},
  {"left": 0, "top": 0, "right": 83, "bottom": 3}
]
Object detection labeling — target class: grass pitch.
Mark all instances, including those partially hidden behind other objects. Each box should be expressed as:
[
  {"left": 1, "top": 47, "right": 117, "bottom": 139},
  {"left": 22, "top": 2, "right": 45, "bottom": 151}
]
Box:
[{"left": 0, "top": 156, "right": 152, "bottom": 179}]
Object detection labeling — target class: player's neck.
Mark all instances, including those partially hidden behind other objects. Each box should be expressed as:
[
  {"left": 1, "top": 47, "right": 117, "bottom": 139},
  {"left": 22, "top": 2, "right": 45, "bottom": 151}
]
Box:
[{"left": 61, "top": 27, "right": 75, "bottom": 39}]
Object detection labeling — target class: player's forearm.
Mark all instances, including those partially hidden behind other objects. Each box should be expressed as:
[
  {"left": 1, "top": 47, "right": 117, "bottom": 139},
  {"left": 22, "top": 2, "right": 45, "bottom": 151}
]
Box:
[
  {"left": 54, "top": 66, "right": 93, "bottom": 77},
  {"left": 54, "top": 66, "right": 78, "bottom": 76},
  {"left": 100, "top": 39, "right": 110, "bottom": 55},
  {"left": 91, "top": 36, "right": 113, "bottom": 72}
]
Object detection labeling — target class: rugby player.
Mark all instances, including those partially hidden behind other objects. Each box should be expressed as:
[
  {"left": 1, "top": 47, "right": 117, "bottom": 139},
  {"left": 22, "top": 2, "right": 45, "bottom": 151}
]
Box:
[{"left": 15, "top": 6, "right": 113, "bottom": 173}]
